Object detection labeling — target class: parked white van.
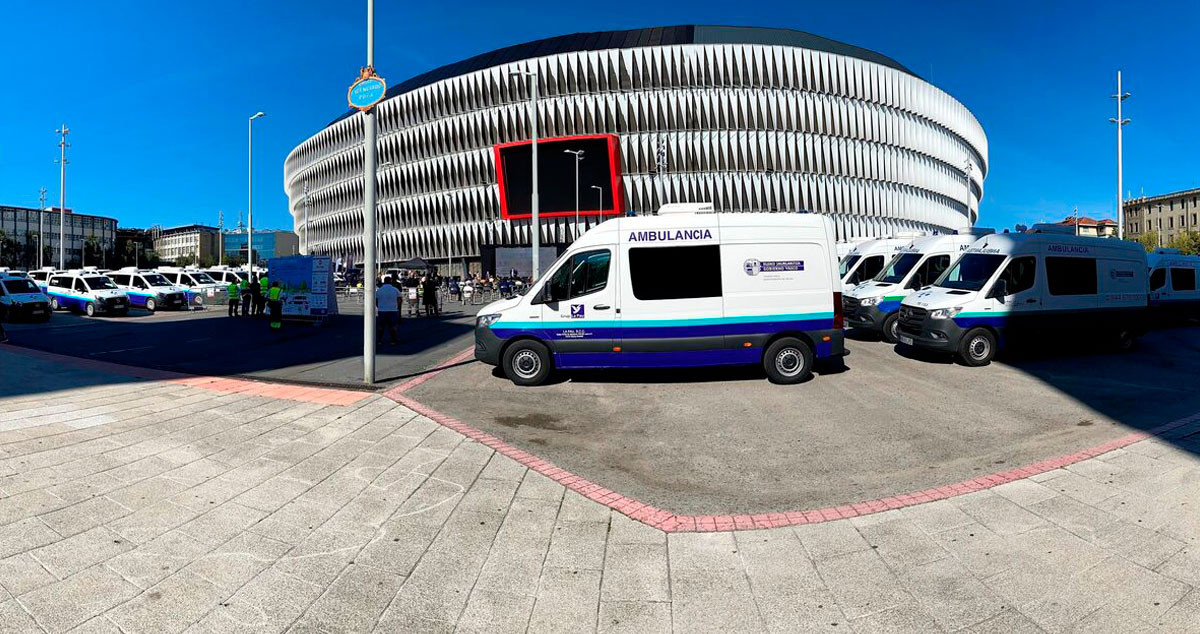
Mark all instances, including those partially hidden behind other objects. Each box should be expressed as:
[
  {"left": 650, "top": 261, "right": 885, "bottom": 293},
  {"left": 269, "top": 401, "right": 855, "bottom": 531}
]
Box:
[
  {"left": 843, "top": 230, "right": 994, "bottom": 342},
  {"left": 106, "top": 268, "right": 189, "bottom": 312},
  {"left": 897, "top": 226, "right": 1148, "bottom": 366},
  {"left": 158, "top": 267, "right": 227, "bottom": 308},
  {"left": 838, "top": 234, "right": 924, "bottom": 291},
  {"left": 0, "top": 274, "right": 52, "bottom": 322},
  {"left": 45, "top": 270, "right": 130, "bottom": 317},
  {"left": 1147, "top": 249, "right": 1200, "bottom": 318},
  {"left": 474, "top": 210, "right": 845, "bottom": 386},
  {"left": 203, "top": 266, "right": 249, "bottom": 285},
  {"left": 27, "top": 267, "right": 59, "bottom": 291}
]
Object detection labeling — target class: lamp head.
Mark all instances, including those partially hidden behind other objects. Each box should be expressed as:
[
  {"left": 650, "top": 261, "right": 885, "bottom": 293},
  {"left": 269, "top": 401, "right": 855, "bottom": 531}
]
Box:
[{"left": 251, "top": 112, "right": 265, "bottom": 120}]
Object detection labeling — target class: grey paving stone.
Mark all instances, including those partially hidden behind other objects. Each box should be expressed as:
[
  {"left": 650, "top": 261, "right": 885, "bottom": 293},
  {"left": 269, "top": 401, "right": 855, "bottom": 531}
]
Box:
[
  {"left": 608, "top": 512, "right": 665, "bottom": 545},
  {"left": 544, "top": 520, "right": 609, "bottom": 571},
  {"left": 527, "top": 566, "right": 601, "bottom": 634},
  {"left": 1017, "top": 580, "right": 1108, "bottom": 634},
  {"left": 1005, "top": 525, "right": 1108, "bottom": 576},
  {"left": 426, "top": 509, "right": 503, "bottom": 557},
  {"left": 106, "top": 530, "right": 212, "bottom": 590},
  {"left": 37, "top": 496, "right": 130, "bottom": 539},
  {"left": 275, "top": 526, "right": 373, "bottom": 585},
  {"left": 515, "top": 470, "right": 565, "bottom": 502},
  {"left": 954, "top": 491, "right": 1047, "bottom": 536},
  {"left": 108, "top": 499, "right": 201, "bottom": 545},
  {"left": 0, "top": 553, "right": 56, "bottom": 598},
  {"left": 453, "top": 478, "right": 519, "bottom": 516},
  {"left": 597, "top": 600, "right": 672, "bottom": 634},
  {"left": 176, "top": 502, "right": 267, "bottom": 547},
  {"left": 897, "top": 556, "right": 1006, "bottom": 631},
  {"left": 670, "top": 567, "right": 766, "bottom": 633},
  {"left": 290, "top": 564, "right": 404, "bottom": 633},
  {"left": 107, "top": 570, "right": 227, "bottom": 634},
  {"left": 375, "top": 548, "right": 482, "bottom": 626},
  {"left": 1156, "top": 546, "right": 1200, "bottom": 587},
  {"left": 1037, "top": 470, "right": 1120, "bottom": 506},
  {"left": 1072, "top": 605, "right": 1158, "bottom": 634},
  {"left": 1158, "top": 588, "right": 1200, "bottom": 634},
  {"left": 1092, "top": 519, "right": 1186, "bottom": 569},
  {"left": 207, "top": 566, "right": 323, "bottom": 633},
  {"left": 932, "top": 522, "right": 1023, "bottom": 579},
  {"left": 813, "top": 549, "right": 912, "bottom": 620},
  {"left": 455, "top": 588, "right": 535, "bottom": 634},
  {"left": 18, "top": 565, "right": 140, "bottom": 633},
  {"left": 965, "top": 608, "right": 1045, "bottom": 634},
  {"left": 1026, "top": 494, "right": 1117, "bottom": 541},
  {"left": 734, "top": 529, "right": 823, "bottom": 597},
  {"left": 0, "top": 598, "right": 43, "bottom": 633},
  {"left": 353, "top": 518, "right": 442, "bottom": 577},
  {"left": 668, "top": 531, "right": 742, "bottom": 570},
  {"left": 1078, "top": 555, "right": 1189, "bottom": 623},
  {"left": 601, "top": 543, "right": 669, "bottom": 602},
  {"left": 558, "top": 490, "right": 612, "bottom": 523},
  {"left": 231, "top": 476, "right": 311, "bottom": 513},
  {"left": 899, "top": 499, "right": 977, "bottom": 534},
  {"left": 29, "top": 525, "right": 133, "bottom": 580},
  {"left": 794, "top": 518, "right": 871, "bottom": 561},
  {"left": 847, "top": 601, "right": 942, "bottom": 633},
  {"left": 478, "top": 452, "right": 527, "bottom": 482},
  {"left": 0, "top": 518, "right": 61, "bottom": 560},
  {"left": 185, "top": 531, "right": 290, "bottom": 592},
  {"left": 855, "top": 516, "right": 949, "bottom": 570}
]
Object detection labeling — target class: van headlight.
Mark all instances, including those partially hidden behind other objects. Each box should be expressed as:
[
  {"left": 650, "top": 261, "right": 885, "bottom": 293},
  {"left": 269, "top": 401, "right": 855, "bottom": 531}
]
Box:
[
  {"left": 476, "top": 314, "right": 503, "bottom": 328},
  {"left": 858, "top": 296, "right": 879, "bottom": 307},
  {"left": 930, "top": 307, "right": 963, "bottom": 320}
]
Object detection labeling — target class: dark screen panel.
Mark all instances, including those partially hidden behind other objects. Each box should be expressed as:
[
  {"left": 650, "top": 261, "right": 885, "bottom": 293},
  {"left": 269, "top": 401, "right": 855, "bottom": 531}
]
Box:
[{"left": 499, "top": 136, "right": 616, "bottom": 218}]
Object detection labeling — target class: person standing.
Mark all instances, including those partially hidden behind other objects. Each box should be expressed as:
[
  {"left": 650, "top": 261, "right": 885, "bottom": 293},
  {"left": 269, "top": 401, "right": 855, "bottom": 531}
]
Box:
[
  {"left": 239, "top": 278, "right": 251, "bottom": 316},
  {"left": 267, "top": 281, "right": 283, "bottom": 333},
  {"left": 256, "top": 272, "right": 270, "bottom": 317},
  {"left": 376, "top": 278, "right": 401, "bottom": 345},
  {"left": 227, "top": 280, "right": 240, "bottom": 317},
  {"left": 422, "top": 275, "right": 439, "bottom": 316},
  {"left": 248, "top": 276, "right": 261, "bottom": 317}
]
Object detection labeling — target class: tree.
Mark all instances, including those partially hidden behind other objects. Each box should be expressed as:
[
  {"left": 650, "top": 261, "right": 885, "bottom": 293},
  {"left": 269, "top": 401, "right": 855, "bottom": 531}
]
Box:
[
  {"left": 1169, "top": 231, "right": 1200, "bottom": 255},
  {"left": 1133, "top": 231, "right": 1159, "bottom": 252}
]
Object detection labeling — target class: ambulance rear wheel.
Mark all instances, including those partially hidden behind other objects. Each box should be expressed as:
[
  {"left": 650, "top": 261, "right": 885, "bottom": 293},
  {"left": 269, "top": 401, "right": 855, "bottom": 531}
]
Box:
[
  {"left": 503, "top": 340, "right": 552, "bottom": 386},
  {"left": 957, "top": 328, "right": 995, "bottom": 367},
  {"left": 85, "top": 302, "right": 96, "bottom": 318},
  {"left": 50, "top": 297, "right": 61, "bottom": 311},
  {"left": 145, "top": 298, "right": 156, "bottom": 313},
  {"left": 882, "top": 314, "right": 900, "bottom": 344},
  {"left": 764, "top": 337, "right": 814, "bottom": 385}
]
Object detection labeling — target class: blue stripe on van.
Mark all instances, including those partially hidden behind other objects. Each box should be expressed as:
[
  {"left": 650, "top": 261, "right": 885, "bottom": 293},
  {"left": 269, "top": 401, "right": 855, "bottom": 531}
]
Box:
[
  {"left": 491, "top": 312, "right": 835, "bottom": 339},
  {"left": 555, "top": 348, "right": 762, "bottom": 369}
]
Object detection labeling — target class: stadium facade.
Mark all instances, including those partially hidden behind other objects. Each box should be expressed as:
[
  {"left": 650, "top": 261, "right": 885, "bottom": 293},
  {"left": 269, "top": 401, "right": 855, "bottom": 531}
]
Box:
[{"left": 283, "top": 25, "right": 988, "bottom": 274}]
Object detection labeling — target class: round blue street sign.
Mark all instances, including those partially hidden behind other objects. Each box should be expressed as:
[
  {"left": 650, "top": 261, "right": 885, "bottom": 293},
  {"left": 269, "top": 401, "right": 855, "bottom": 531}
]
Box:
[{"left": 348, "top": 75, "right": 387, "bottom": 111}]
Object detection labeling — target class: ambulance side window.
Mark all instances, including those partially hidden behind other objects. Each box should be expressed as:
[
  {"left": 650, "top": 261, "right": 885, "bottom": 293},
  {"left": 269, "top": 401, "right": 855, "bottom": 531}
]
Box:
[
  {"left": 1171, "top": 268, "right": 1196, "bottom": 292},
  {"left": 73, "top": 278, "right": 87, "bottom": 293},
  {"left": 110, "top": 274, "right": 128, "bottom": 286},
  {"left": 568, "top": 250, "right": 610, "bottom": 298},
  {"left": 1046, "top": 257, "right": 1097, "bottom": 296},
  {"left": 849, "top": 255, "right": 884, "bottom": 284},
  {"left": 133, "top": 277, "right": 148, "bottom": 289},
  {"left": 545, "top": 261, "right": 571, "bottom": 302},
  {"left": 630, "top": 245, "right": 722, "bottom": 300},
  {"left": 997, "top": 256, "right": 1036, "bottom": 295},
  {"left": 1150, "top": 268, "right": 1167, "bottom": 291},
  {"left": 907, "top": 255, "right": 951, "bottom": 289}
]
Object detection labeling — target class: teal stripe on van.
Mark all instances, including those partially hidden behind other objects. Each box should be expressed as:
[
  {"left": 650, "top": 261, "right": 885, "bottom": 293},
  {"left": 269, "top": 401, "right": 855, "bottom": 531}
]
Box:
[{"left": 493, "top": 311, "right": 835, "bottom": 330}]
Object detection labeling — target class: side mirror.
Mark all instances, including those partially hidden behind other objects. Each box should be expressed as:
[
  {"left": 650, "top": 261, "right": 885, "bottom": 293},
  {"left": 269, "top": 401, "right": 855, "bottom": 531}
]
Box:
[{"left": 988, "top": 279, "right": 1008, "bottom": 300}]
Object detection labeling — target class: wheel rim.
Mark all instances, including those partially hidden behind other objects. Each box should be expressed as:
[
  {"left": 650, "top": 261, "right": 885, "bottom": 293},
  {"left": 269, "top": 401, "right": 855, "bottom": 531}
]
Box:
[
  {"left": 775, "top": 347, "right": 805, "bottom": 377},
  {"left": 1118, "top": 331, "right": 1133, "bottom": 349},
  {"left": 86, "top": 304, "right": 95, "bottom": 316},
  {"left": 147, "top": 300, "right": 155, "bottom": 311},
  {"left": 512, "top": 350, "right": 542, "bottom": 379},
  {"left": 888, "top": 319, "right": 899, "bottom": 340},
  {"left": 969, "top": 335, "right": 991, "bottom": 361},
  {"left": 51, "top": 298, "right": 58, "bottom": 310}
]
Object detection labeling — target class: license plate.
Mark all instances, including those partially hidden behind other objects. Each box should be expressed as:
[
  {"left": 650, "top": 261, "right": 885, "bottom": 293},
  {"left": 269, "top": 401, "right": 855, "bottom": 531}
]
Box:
[
  {"left": 31, "top": 309, "right": 44, "bottom": 314},
  {"left": 899, "top": 335, "right": 913, "bottom": 346}
]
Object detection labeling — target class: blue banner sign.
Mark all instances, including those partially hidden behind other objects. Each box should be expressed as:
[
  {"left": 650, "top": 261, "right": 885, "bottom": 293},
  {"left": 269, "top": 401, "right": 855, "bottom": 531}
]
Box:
[{"left": 348, "top": 74, "right": 387, "bottom": 111}]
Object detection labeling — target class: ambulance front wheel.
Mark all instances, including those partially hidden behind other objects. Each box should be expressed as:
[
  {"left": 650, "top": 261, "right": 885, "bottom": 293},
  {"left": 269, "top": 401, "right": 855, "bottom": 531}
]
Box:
[
  {"left": 764, "top": 337, "right": 814, "bottom": 385},
  {"left": 50, "top": 297, "right": 61, "bottom": 311},
  {"left": 145, "top": 298, "right": 157, "bottom": 313},
  {"left": 957, "top": 328, "right": 996, "bottom": 367},
  {"left": 882, "top": 314, "right": 900, "bottom": 344},
  {"left": 503, "top": 340, "right": 553, "bottom": 386},
  {"left": 85, "top": 302, "right": 96, "bottom": 318}
]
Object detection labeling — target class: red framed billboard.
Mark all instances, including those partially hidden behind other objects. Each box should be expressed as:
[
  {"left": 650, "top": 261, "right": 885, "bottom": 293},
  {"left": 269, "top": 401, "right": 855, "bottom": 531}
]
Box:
[{"left": 495, "top": 133, "right": 624, "bottom": 220}]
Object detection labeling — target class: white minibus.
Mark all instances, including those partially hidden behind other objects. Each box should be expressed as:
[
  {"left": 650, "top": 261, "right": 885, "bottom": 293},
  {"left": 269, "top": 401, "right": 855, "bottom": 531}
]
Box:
[
  {"left": 158, "top": 267, "right": 227, "bottom": 308},
  {"left": 107, "top": 268, "right": 189, "bottom": 312},
  {"left": 474, "top": 210, "right": 845, "bottom": 386},
  {"left": 838, "top": 234, "right": 924, "bottom": 291},
  {"left": 897, "top": 226, "right": 1148, "bottom": 366},
  {"left": 45, "top": 270, "right": 130, "bottom": 317},
  {"left": 1147, "top": 249, "right": 1200, "bottom": 319},
  {"left": 843, "top": 230, "right": 994, "bottom": 342}
]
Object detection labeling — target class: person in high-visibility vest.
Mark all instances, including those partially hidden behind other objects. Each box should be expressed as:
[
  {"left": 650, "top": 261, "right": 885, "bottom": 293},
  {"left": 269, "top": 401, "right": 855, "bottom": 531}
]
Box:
[
  {"left": 239, "top": 278, "right": 251, "bottom": 316},
  {"left": 226, "top": 280, "right": 240, "bottom": 317},
  {"left": 255, "top": 273, "right": 269, "bottom": 317},
  {"left": 267, "top": 281, "right": 283, "bottom": 332}
]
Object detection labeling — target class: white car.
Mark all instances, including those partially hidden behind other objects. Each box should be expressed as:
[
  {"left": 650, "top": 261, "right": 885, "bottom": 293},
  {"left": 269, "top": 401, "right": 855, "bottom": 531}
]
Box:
[
  {"left": 107, "top": 269, "right": 189, "bottom": 313},
  {"left": 0, "top": 274, "right": 52, "bottom": 323},
  {"left": 45, "top": 271, "right": 129, "bottom": 317}
]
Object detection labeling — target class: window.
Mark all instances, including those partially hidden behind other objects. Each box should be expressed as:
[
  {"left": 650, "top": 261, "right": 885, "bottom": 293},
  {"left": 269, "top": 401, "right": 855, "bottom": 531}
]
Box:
[
  {"left": 161, "top": 272, "right": 178, "bottom": 283},
  {"left": 49, "top": 275, "right": 69, "bottom": 288},
  {"left": 838, "top": 255, "right": 860, "bottom": 278},
  {"left": 629, "top": 245, "right": 722, "bottom": 301},
  {"left": 877, "top": 253, "right": 922, "bottom": 284},
  {"left": 544, "top": 249, "right": 611, "bottom": 302},
  {"left": 907, "top": 255, "right": 951, "bottom": 289},
  {"left": 84, "top": 277, "right": 117, "bottom": 291},
  {"left": 1171, "top": 267, "right": 1196, "bottom": 292},
  {"left": 132, "top": 276, "right": 148, "bottom": 290},
  {"left": 73, "top": 278, "right": 87, "bottom": 293},
  {"left": 1150, "top": 268, "right": 1167, "bottom": 291},
  {"left": 936, "top": 254, "right": 1006, "bottom": 291},
  {"left": 847, "top": 255, "right": 885, "bottom": 285},
  {"left": 996, "top": 256, "right": 1036, "bottom": 295},
  {"left": 3, "top": 279, "right": 39, "bottom": 295},
  {"left": 109, "top": 274, "right": 128, "bottom": 286},
  {"left": 1045, "top": 257, "right": 1098, "bottom": 296}
]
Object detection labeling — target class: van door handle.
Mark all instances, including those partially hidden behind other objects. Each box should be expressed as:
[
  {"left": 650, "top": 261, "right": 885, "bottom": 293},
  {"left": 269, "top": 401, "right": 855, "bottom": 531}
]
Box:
[{"left": 593, "top": 304, "right": 611, "bottom": 310}]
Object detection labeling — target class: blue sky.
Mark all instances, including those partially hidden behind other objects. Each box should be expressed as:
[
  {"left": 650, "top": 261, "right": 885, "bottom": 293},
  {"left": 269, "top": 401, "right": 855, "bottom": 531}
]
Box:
[{"left": 1, "top": 0, "right": 1197, "bottom": 232}]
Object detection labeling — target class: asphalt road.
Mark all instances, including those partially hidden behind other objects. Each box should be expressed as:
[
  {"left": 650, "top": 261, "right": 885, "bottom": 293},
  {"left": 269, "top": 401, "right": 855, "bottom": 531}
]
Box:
[
  {"left": 406, "top": 326, "right": 1200, "bottom": 514},
  {"left": 3, "top": 297, "right": 478, "bottom": 388}
]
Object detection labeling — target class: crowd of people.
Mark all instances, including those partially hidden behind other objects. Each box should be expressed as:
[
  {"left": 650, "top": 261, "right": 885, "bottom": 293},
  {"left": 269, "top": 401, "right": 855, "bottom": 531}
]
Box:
[
  {"left": 372, "top": 270, "right": 532, "bottom": 345},
  {"left": 225, "top": 273, "right": 283, "bottom": 332}
]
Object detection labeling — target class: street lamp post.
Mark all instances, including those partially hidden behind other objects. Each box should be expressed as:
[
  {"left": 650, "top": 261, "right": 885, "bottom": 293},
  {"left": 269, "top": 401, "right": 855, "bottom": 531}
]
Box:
[
  {"left": 564, "top": 149, "right": 584, "bottom": 239},
  {"left": 55, "top": 125, "right": 69, "bottom": 269},
  {"left": 963, "top": 159, "right": 974, "bottom": 225},
  {"left": 248, "top": 112, "right": 265, "bottom": 272},
  {"left": 591, "top": 185, "right": 603, "bottom": 216},
  {"left": 1110, "top": 71, "right": 1131, "bottom": 240},
  {"left": 303, "top": 182, "right": 311, "bottom": 255},
  {"left": 37, "top": 187, "right": 46, "bottom": 269},
  {"left": 361, "top": 0, "right": 380, "bottom": 384},
  {"left": 510, "top": 67, "right": 540, "bottom": 280}
]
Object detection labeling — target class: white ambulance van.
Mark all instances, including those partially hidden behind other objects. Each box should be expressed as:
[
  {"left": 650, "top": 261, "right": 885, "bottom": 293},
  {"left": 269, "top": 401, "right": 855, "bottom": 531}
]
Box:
[
  {"left": 1147, "top": 249, "right": 1200, "bottom": 319},
  {"left": 0, "top": 274, "right": 52, "bottom": 322},
  {"left": 896, "top": 225, "right": 1148, "bottom": 366},
  {"left": 835, "top": 237, "right": 872, "bottom": 261},
  {"left": 27, "top": 267, "right": 59, "bottom": 291},
  {"left": 107, "top": 268, "right": 189, "bottom": 312},
  {"left": 45, "top": 270, "right": 130, "bottom": 317},
  {"left": 838, "top": 234, "right": 924, "bottom": 292},
  {"left": 474, "top": 209, "right": 844, "bottom": 386},
  {"left": 158, "top": 267, "right": 227, "bottom": 308},
  {"left": 843, "top": 229, "right": 994, "bottom": 342}
]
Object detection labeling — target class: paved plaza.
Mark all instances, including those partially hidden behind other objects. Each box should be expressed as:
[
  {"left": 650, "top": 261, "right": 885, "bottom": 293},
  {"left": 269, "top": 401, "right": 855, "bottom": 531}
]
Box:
[{"left": 2, "top": 348, "right": 1200, "bottom": 633}]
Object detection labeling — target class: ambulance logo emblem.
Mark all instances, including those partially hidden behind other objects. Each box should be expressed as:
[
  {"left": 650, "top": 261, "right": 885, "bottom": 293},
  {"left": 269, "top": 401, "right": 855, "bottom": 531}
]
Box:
[
  {"left": 744, "top": 259, "right": 762, "bottom": 276},
  {"left": 570, "top": 304, "right": 585, "bottom": 318}
]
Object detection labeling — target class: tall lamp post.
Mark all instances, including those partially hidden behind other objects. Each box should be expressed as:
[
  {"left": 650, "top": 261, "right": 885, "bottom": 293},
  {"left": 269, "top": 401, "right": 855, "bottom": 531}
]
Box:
[
  {"left": 248, "top": 112, "right": 265, "bottom": 271},
  {"left": 37, "top": 187, "right": 46, "bottom": 269},
  {"left": 55, "top": 125, "right": 69, "bottom": 269},
  {"left": 591, "top": 185, "right": 603, "bottom": 216},
  {"left": 963, "top": 159, "right": 974, "bottom": 225},
  {"left": 303, "top": 182, "right": 311, "bottom": 254},
  {"left": 564, "top": 149, "right": 584, "bottom": 239},
  {"left": 1110, "top": 71, "right": 1130, "bottom": 240},
  {"left": 510, "top": 67, "right": 540, "bottom": 280},
  {"left": 360, "top": 0, "right": 380, "bottom": 384}
]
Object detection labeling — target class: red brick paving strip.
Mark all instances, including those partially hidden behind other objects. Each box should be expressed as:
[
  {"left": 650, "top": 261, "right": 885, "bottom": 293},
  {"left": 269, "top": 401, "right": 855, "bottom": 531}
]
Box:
[
  {"left": 4, "top": 346, "right": 371, "bottom": 407},
  {"left": 387, "top": 347, "right": 1200, "bottom": 532}
]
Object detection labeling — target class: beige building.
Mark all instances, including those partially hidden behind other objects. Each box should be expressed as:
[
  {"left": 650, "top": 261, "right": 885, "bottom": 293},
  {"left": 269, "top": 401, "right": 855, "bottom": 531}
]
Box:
[
  {"left": 1124, "top": 188, "right": 1200, "bottom": 245},
  {"left": 154, "top": 224, "right": 220, "bottom": 264},
  {"left": 1055, "top": 215, "right": 1117, "bottom": 238}
]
